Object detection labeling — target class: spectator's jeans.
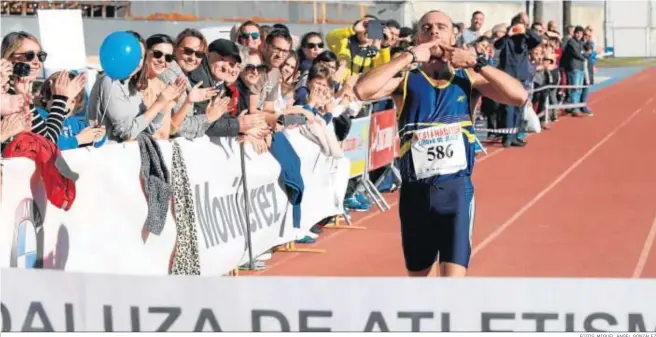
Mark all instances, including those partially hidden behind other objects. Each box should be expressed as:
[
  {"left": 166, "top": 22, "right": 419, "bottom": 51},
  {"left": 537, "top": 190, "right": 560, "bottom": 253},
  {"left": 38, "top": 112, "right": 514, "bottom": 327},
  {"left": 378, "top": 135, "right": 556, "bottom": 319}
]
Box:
[
  {"left": 580, "top": 69, "right": 594, "bottom": 113},
  {"left": 566, "top": 70, "right": 584, "bottom": 112},
  {"left": 503, "top": 105, "right": 521, "bottom": 142}
]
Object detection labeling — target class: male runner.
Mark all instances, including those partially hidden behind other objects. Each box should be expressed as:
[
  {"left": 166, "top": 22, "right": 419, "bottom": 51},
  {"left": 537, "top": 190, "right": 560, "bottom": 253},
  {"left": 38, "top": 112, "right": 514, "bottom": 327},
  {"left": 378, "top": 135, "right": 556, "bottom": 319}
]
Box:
[{"left": 354, "top": 10, "right": 528, "bottom": 277}]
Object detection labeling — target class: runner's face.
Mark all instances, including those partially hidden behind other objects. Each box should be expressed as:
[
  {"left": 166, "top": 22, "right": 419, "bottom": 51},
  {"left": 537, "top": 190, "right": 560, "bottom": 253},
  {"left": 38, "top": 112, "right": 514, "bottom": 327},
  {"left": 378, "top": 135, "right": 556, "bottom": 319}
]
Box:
[{"left": 417, "top": 12, "right": 454, "bottom": 57}]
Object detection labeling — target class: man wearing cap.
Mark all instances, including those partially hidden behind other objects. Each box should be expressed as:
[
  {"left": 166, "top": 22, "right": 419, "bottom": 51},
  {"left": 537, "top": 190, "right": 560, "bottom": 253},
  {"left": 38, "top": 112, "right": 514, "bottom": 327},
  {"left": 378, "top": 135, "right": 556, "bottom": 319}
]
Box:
[{"left": 203, "top": 39, "right": 268, "bottom": 138}]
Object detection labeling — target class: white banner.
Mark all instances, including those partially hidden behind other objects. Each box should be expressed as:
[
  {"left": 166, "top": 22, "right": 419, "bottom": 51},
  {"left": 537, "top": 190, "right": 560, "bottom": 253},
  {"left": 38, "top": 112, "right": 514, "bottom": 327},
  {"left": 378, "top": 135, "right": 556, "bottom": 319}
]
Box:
[
  {"left": 282, "top": 130, "right": 350, "bottom": 243},
  {"left": 2, "top": 268, "right": 655, "bottom": 332},
  {"left": 177, "top": 137, "right": 291, "bottom": 274},
  {"left": 0, "top": 142, "right": 177, "bottom": 275},
  {"left": 1, "top": 133, "right": 349, "bottom": 276}
]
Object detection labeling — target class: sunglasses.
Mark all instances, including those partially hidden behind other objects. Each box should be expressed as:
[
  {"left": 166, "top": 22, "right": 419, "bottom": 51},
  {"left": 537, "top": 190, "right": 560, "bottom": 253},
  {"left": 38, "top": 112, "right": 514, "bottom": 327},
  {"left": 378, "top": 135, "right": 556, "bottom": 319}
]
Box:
[
  {"left": 151, "top": 50, "right": 173, "bottom": 62},
  {"left": 181, "top": 47, "right": 205, "bottom": 59},
  {"left": 304, "top": 42, "right": 324, "bottom": 49},
  {"left": 244, "top": 64, "right": 267, "bottom": 73},
  {"left": 13, "top": 50, "right": 48, "bottom": 62},
  {"left": 240, "top": 32, "right": 260, "bottom": 40}
]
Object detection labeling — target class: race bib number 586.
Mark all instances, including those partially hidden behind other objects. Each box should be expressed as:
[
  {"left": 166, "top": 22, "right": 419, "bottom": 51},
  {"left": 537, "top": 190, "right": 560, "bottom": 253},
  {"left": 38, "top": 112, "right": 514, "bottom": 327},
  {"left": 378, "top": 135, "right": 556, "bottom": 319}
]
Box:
[{"left": 411, "top": 124, "right": 468, "bottom": 179}]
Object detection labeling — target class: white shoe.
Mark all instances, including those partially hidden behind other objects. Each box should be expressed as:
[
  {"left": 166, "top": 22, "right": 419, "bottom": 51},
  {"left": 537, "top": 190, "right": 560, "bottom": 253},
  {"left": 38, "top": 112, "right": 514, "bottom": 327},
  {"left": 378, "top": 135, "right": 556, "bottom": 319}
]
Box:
[
  {"left": 306, "top": 232, "right": 319, "bottom": 239},
  {"left": 257, "top": 250, "right": 272, "bottom": 261}
]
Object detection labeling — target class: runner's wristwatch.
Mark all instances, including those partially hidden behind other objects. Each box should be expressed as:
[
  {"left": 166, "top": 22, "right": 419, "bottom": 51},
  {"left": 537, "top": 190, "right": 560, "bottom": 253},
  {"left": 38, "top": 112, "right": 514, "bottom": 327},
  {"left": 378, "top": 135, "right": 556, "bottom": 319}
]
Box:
[
  {"left": 405, "top": 49, "right": 417, "bottom": 64},
  {"left": 473, "top": 53, "right": 488, "bottom": 73}
]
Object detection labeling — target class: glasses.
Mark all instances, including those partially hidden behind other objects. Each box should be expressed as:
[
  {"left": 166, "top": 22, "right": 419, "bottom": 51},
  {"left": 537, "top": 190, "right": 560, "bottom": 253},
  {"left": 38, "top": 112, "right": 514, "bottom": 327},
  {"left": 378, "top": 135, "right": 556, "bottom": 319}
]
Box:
[
  {"left": 269, "top": 45, "right": 290, "bottom": 56},
  {"left": 244, "top": 64, "right": 267, "bottom": 73},
  {"left": 152, "top": 50, "right": 173, "bottom": 62},
  {"left": 240, "top": 32, "right": 260, "bottom": 40},
  {"left": 13, "top": 50, "right": 48, "bottom": 62},
  {"left": 181, "top": 47, "right": 205, "bottom": 59},
  {"left": 304, "top": 42, "right": 324, "bottom": 49}
]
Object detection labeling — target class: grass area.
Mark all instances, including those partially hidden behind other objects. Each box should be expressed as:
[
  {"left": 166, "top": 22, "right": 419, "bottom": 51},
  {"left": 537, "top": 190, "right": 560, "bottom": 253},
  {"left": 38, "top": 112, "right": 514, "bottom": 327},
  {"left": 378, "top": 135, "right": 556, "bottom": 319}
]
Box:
[{"left": 596, "top": 57, "right": 656, "bottom": 68}]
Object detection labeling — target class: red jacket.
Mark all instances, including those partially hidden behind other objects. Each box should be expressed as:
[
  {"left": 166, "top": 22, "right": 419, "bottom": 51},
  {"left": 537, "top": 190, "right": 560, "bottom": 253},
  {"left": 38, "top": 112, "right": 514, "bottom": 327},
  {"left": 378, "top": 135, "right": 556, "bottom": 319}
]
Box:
[{"left": 2, "top": 132, "right": 77, "bottom": 210}]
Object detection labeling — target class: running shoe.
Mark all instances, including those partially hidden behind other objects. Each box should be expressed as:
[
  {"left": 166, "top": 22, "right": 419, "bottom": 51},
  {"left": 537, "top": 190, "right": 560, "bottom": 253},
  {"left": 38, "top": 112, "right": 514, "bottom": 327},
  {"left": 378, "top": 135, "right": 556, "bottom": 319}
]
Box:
[
  {"left": 355, "top": 193, "right": 372, "bottom": 208},
  {"left": 344, "top": 196, "right": 370, "bottom": 212},
  {"left": 296, "top": 236, "right": 316, "bottom": 244}
]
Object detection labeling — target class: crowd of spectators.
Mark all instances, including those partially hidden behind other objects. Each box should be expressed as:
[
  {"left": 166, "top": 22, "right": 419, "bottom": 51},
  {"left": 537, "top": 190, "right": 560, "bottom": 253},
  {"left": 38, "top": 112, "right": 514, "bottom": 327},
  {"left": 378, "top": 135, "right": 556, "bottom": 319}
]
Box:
[{"left": 0, "top": 9, "right": 598, "bottom": 268}]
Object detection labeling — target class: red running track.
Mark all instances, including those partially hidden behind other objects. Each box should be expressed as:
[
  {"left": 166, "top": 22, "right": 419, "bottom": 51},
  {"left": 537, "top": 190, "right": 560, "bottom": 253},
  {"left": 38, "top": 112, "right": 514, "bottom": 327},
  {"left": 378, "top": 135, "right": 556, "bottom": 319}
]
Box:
[{"left": 249, "top": 67, "right": 656, "bottom": 278}]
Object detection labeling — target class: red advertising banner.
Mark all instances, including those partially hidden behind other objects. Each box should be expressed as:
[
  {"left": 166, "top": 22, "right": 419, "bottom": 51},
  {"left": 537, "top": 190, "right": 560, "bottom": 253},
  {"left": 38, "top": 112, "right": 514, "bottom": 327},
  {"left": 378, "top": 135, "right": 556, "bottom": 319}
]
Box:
[{"left": 368, "top": 109, "right": 399, "bottom": 171}]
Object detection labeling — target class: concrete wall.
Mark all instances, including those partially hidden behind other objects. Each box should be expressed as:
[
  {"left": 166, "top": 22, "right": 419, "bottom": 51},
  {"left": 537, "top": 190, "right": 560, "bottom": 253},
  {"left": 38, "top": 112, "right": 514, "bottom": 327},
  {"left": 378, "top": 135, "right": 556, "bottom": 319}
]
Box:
[
  {"left": 606, "top": 0, "right": 655, "bottom": 57},
  {"left": 2, "top": 0, "right": 650, "bottom": 57},
  {"left": 0, "top": 16, "right": 350, "bottom": 56}
]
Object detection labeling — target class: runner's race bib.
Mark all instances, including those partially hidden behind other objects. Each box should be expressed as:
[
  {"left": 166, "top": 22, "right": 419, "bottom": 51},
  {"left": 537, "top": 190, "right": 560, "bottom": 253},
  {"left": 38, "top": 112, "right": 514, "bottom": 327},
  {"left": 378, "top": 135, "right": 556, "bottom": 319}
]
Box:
[{"left": 411, "top": 123, "right": 468, "bottom": 179}]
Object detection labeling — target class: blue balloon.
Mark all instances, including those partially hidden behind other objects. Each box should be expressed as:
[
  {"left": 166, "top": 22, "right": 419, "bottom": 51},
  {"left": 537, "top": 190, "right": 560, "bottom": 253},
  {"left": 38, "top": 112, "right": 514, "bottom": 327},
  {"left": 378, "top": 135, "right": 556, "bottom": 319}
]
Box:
[{"left": 99, "top": 31, "right": 142, "bottom": 80}]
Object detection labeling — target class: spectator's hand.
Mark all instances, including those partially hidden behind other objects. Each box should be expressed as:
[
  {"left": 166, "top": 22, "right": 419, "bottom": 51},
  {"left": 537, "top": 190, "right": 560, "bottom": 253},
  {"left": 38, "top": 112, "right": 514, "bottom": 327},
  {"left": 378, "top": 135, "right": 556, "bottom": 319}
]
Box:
[
  {"left": 0, "top": 59, "right": 12, "bottom": 89},
  {"left": 0, "top": 111, "right": 29, "bottom": 142},
  {"left": 245, "top": 123, "right": 271, "bottom": 138},
  {"left": 1, "top": 93, "right": 25, "bottom": 115},
  {"left": 75, "top": 126, "right": 105, "bottom": 145},
  {"left": 508, "top": 24, "right": 526, "bottom": 36},
  {"left": 443, "top": 46, "right": 477, "bottom": 68},
  {"left": 343, "top": 74, "right": 359, "bottom": 91},
  {"left": 307, "top": 87, "right": 323, "bottom": 107},
  {"left": 410, "top": 39, "right": 445, "bottom": 63},
  {"left": 333, "top": 60, "right": 348, "bottom": 83},
  {"left": 188, "top": 81, "right": 218, "bottom": 103},
  {"left": 205, "top": 96, "right": 231, "bottom": 122},
  {"left": 244, "top": 135, "right": 269, "bottom": 154},
  {"left": 67, "top": 72, "right": 86, "bottom": 99},
  {"left": 238, "top": 113, "right": 266, "bottom": 132},
  {"left": 13, "top": 76, "right": 33, "bottom": 96},
  {"left": 354, "top": 18, "right": 373, "bottom": 34},
  {"left": 158, "top": 77, "right": 186, "bottom": 103},
  {"left": 51, "top": 71, "right": 71, "bottom": 96}
]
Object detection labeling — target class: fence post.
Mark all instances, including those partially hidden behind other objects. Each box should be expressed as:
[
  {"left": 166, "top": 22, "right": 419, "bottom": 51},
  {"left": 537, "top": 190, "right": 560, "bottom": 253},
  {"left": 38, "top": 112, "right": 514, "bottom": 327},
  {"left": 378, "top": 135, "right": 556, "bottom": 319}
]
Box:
[{"left": 239, "top": 142, "right": 255, "bottom": 270}]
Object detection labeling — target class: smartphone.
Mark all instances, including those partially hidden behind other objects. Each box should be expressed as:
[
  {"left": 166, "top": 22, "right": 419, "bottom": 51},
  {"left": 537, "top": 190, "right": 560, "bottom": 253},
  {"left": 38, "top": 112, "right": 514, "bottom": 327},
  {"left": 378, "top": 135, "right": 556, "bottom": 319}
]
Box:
[
  {"left": 214, "top": 81, "right": 226, "bottom": 96},
  {"left": 277, "top": 114, "right": 308, "bottom": 126},
  {"left": 366, "top": 20, "right": 385, "bottom": 40}
]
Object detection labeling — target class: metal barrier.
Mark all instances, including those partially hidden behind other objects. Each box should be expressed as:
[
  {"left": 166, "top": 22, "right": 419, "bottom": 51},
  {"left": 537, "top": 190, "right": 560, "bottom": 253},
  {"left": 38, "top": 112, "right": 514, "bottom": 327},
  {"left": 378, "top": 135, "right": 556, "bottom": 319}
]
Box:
[
  {"left": 337, "top": 97, "right": 400, "bottom": 226},
  {"left": 473, "top": 83, "right": 592, "bottom": 134}
]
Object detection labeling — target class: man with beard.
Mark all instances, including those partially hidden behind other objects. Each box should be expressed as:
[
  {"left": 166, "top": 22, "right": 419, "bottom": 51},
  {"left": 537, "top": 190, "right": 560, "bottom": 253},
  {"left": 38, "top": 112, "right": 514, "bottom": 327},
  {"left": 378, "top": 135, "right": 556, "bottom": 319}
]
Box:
[
  {"left": 354, "top": 10, "right": 527, "bottom": 277},
  {"left": 458, "top": 10, "right": 485, "bottom": 45}
]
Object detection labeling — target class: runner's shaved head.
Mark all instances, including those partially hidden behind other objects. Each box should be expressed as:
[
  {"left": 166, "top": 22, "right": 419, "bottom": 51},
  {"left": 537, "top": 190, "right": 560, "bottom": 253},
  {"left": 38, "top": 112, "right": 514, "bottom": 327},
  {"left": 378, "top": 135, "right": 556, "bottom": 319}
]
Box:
[{"left": 416, "top": 10, "right": 455, "bottom": 54}]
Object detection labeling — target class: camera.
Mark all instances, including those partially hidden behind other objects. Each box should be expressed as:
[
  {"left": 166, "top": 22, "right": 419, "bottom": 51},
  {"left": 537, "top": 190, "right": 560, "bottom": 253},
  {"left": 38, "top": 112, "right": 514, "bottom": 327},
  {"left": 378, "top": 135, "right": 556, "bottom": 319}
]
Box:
[
  {"left": 13, "top": 62, "right": 31, "bottom": 78},
  {"left": 277, "top": 113, "right": 308, "bottom": 126}
]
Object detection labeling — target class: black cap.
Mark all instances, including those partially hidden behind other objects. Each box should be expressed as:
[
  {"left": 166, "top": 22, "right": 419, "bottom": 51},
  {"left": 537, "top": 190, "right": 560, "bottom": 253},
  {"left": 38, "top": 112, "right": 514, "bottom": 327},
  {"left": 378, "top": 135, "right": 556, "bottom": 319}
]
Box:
[{"left": 207, "top": 38, "right": 242, "bottom": 63}]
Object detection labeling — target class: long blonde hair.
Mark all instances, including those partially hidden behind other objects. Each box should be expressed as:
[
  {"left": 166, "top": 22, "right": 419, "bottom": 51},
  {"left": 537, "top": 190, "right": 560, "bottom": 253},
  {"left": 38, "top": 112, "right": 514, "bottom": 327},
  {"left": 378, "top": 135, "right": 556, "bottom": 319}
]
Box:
[{"left": 1, "top": 31, "right": 41, "bottom": 59}]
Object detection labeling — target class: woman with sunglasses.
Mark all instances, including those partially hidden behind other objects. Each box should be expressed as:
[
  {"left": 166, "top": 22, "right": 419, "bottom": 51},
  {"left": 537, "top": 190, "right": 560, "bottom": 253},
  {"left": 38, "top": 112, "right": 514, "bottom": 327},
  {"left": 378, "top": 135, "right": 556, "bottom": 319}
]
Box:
[
  {"left": 36, "top": 70, "right": 106, "bottom": 150},
  {"left": 87, "top": 31, "right": 186, "bottom": 143},
  {"left": 133, "top": 34, "right": 179, "bottom": 139},
  {"left": 1, "top": 31, "right": 77, "bottom": 145},
  {"left": 238, "top": 21, "right": 262, "bottom": 55},
  {"left": 297, "top": 32, "right": 325, "bottom": 73}
]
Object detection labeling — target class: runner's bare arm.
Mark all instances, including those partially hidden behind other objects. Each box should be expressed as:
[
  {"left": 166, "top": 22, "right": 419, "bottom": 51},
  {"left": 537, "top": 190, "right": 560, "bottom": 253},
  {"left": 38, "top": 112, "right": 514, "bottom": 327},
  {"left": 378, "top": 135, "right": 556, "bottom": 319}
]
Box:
[
  {"left": 353, "top": 52, "right": 411, "bottom": 101},
  {"left": 467, "top": 67, "right": 528, "bottom": 106},
  {"left": 366, "top": 76, "right": 405, "bottom": 101}
]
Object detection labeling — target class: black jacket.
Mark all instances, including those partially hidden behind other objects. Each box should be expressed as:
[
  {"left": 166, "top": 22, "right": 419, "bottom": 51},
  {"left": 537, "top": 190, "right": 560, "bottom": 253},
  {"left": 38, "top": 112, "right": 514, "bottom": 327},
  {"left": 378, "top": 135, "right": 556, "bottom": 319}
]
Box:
[
  {"left": 563, "top": 38, "right": 585, "bottom": 71},
  {"left": 494, "top": 30, "right": 542, "bottom": 82}
]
